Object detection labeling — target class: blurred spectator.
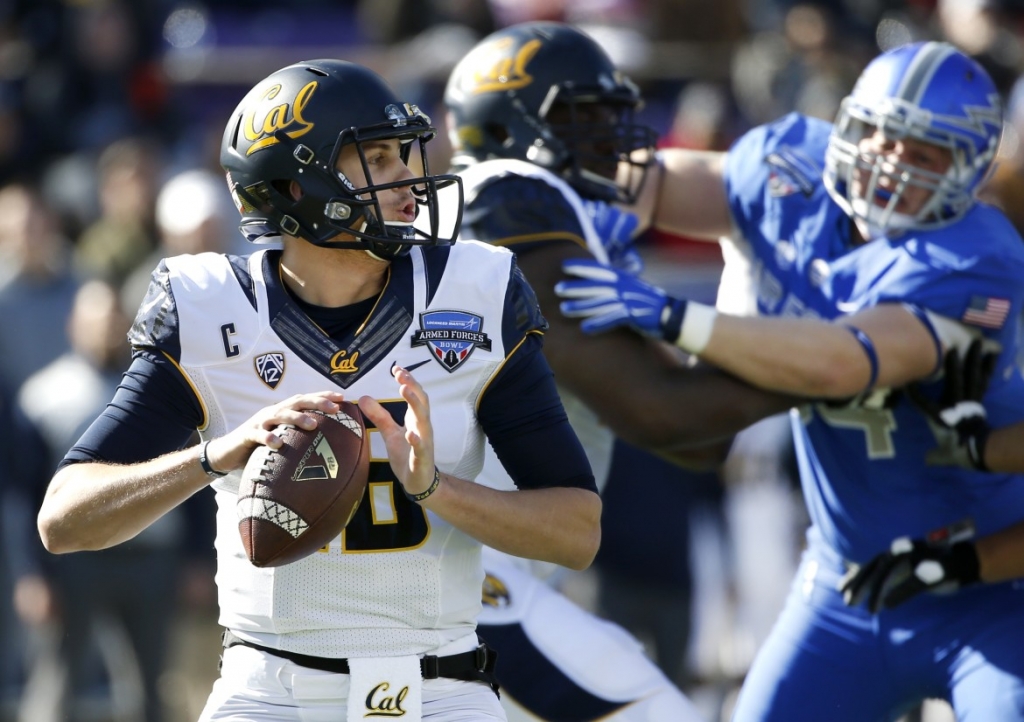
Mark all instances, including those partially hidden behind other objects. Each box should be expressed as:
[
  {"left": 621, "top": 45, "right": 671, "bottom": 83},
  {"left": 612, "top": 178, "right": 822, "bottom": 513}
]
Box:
[
  {"left": 11, "top": 279, "right": 185, "bottom": 722},
  {"left": 981, "top": 74, "right": 1024, "bottom": 237},
  {"left": 0, "top": 181, "right": 79, "bottom": 393},
  {"left": 73, "top": 136, "right": 163, "bottom": 287},
  {"left": 643, "top": 0, "right": 746, "bottom": 43},
  {"left": 731, "top": 3, "right": 865, "bottom": 126},
  {"left": 936, "top": 0, "right": 1024, "bottom": 94},
  {"left": 358, "top": 0, "right": 495, "bottom": 44},
  {"left": 649, "top": 81, "right": 737, "bottom": 255},
  {"left": 121, "top": 167, "right": 236, "bottom": 313},
  {"left": 663, "top": 81, "right": 736, "bottom": 152},
  {"left": 55, "top": 0, "right": 170, "bottom": 152},
  {"left": 0, "top": 180, "right": 79, "bottom": 719}
]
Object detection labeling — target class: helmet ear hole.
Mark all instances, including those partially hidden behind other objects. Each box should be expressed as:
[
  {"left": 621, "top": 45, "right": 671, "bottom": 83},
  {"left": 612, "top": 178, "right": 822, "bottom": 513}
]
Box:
[
  {"left": 484, "top": 122, "right": 509, "bottom": 145},
  {"left": 272, "top": 179, "right": 299, "bottom": 202}
]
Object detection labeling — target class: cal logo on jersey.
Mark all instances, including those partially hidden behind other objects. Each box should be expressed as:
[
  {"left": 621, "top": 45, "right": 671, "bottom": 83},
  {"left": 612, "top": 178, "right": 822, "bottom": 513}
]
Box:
[
  {"left": 410, "top": 310, "right": 492, "bottom": 373},
  {"left": 255, "top": 352, "right": 286, "bottom": 389}
]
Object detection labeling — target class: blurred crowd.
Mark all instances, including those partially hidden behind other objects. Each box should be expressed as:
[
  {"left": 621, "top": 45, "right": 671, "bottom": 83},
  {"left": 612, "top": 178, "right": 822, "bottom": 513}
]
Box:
[{"left": 1, "top": 0, "right": 1023, "bottom": 721}]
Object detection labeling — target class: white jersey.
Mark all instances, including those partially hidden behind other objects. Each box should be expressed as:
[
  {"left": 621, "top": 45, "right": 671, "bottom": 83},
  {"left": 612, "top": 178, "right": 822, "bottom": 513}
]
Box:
[
  {"left": 440, "top": 158, "right": 615, "bottom": 494},
  {"left": 133, "top": 243, "right": 535, "bottom": 659}
]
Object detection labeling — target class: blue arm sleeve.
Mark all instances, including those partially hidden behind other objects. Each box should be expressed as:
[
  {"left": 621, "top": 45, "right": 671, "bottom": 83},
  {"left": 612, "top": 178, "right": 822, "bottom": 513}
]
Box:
[
  {"left": 59, "top": 349, "right": 203, "bottom": 469},
  {"left": 477, "top": 333, "right": 597, "bottom": 493}
]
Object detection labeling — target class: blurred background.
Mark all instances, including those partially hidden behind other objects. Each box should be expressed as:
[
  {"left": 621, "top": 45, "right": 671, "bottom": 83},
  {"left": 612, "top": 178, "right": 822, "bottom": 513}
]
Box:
[{"left": 1, "top": 1, "right": 1023, "bottom": 721}]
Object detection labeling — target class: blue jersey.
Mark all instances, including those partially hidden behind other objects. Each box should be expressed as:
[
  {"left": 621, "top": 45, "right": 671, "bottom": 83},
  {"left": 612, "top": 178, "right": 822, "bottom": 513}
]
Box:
[{"left": 724, "top": 112, "right": 1024, "bottom": 563}]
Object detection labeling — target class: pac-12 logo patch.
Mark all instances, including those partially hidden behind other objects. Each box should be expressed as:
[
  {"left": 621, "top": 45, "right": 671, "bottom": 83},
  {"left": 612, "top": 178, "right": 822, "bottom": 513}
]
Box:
[
  {"left": 255, "top": 352, "right": 286, "bottom": 389},
  {"left": 410, "top": 310, "right": 492, "bottom": 373}
]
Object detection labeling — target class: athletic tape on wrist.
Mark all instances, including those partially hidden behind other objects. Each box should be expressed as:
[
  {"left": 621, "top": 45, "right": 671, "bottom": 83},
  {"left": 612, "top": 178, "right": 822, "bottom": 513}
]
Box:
[{"left": 674, "top": 301, "right": 717, "bottom": 354}]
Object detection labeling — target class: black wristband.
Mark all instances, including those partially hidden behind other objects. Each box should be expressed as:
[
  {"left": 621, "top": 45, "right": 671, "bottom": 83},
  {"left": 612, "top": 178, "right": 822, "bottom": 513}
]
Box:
[
  {"left": 199, "top": 440, "right": 227, "bottom": 477},
  {"left": 405, "top": 468, "right": 441, "bottom": 503}
]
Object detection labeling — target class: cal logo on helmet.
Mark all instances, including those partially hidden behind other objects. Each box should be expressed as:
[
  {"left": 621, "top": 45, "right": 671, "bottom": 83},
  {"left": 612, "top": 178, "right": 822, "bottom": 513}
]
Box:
[
  {"left": 460, "top": 37, "right": 542, "bottom": 96},
  {"left": 241, "top": 80, "right": 318, "bottom": 156}
]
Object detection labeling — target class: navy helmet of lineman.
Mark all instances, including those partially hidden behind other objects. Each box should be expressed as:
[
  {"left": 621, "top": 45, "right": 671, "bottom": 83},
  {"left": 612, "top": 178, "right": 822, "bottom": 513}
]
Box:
[
  {"left": 824, "top": 40, "right": 1003, "bottom": 239},
  {"left": 444, "top": 21, "right": 657, "bottom": 204},
  {"left": 220, "top": 58, "right": 464, "bottom": 259}
]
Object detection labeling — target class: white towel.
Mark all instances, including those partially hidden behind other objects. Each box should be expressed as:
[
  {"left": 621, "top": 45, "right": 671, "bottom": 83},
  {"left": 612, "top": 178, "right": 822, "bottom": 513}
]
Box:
[{"left": 347, "top": 655, "right": 422, "bottom": 721}]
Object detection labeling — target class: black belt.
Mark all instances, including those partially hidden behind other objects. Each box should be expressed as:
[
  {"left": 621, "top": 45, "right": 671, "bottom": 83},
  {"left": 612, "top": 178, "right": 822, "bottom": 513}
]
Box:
[{"left": 221, "top": 629, "right": 499, "bottom": 695}]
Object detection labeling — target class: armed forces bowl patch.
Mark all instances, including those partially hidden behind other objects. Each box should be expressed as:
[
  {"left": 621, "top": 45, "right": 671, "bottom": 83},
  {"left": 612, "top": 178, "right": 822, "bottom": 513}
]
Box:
[{"left": 411, "top": 310, "right": 492, "bottom": 372}]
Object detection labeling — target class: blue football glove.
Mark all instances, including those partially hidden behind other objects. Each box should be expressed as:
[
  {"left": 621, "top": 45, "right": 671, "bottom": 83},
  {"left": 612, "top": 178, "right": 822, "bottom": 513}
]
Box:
[
  {"left": 582, "top": 200, "right": 643, "bottom": 274},
  {"left": 555, "top": 259, "right": 688, "bottom": 338},
  {"left": 838, "top": 518, "right": 980, "bottom": 613},
  {"left": 906, "top": 338, "right": 997, "bottom": 471}
]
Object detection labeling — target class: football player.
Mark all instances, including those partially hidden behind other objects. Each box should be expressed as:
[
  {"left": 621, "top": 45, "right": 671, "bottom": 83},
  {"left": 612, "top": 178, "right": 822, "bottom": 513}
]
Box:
[
  {"left": 438, "top": 21, "right": 796, "bottom": 722},
  {"left": 36, "top": 59, "right": 602, "bottom": 721},
  {"left": 556, "top": 41, "right": 1024, "bottom": 720}
]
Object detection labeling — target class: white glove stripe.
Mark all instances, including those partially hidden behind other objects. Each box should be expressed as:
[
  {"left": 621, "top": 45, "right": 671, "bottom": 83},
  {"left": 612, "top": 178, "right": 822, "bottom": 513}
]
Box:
[
  {"left": 561, "top": 262, "right": 622, "bottom": 283},
  {"left": 938, "top": 401, "right": 986, "bottom": 427},
  {"left": 559, "top": 300, "right": 624, "bottom": 318}
]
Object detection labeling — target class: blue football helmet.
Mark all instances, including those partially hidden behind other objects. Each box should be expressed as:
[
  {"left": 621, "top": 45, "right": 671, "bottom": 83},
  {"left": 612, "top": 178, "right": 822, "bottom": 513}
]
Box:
[
  {"left": 824, "top": 42, "right": 1003, "bottom": 237},
  {"left": 221, "top": 59, "right": 463, "bottom": 259}
]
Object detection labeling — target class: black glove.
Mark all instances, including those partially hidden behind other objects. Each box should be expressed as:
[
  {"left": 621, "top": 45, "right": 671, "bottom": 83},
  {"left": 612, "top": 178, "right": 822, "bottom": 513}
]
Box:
[
  {"left": 907, "top": 338, "right": 998, "bottom": 471},
  {"left": 838, "top": 518, "right": 980, "bottom": 613}
]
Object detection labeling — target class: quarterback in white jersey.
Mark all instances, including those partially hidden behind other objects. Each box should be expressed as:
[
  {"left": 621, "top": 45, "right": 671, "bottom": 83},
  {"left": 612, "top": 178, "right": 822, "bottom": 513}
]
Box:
[
  {"left": 37, "top": 59, "right": 601, "bottom": 722},
  {"left": 439, "top": 22, "right": 794, "bottom": 722}
]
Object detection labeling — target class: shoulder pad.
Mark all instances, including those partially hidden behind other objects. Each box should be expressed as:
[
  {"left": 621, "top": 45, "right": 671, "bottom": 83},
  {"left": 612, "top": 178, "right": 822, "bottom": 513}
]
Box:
[{"left": 464, "top": 175, "right": 587, "bottom": 250}]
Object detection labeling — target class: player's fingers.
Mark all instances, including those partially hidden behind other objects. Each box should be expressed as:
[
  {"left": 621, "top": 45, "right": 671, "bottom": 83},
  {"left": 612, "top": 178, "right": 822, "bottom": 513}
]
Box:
[
  {"left": 943, "top": 348, "right": 964, "bottom": 405},
  {"left": 558, "top": 298, "right": 622, "bottom": 319},
  {"left": 880, "top": 577, "right": 924, "bottom": 610},
  {"left": 866, "top": 557, "right": 906, "bottom": 614},
  {"left": 980, "top": 351, "right": 998, "bottom": 391},
  {"left": 560, "top": 259, "right": 622, "bottom": 282},
  {"left": 580, "top": 309, "right": 629, "bottom": 335},
  {"left": 839, "top": 555, "right": 884, "bottom": 607},
  {"left": 358, "top": 396, "right": 398, "bottom": 436},
  {"left": 553, "top": 279, "right": 619, "bottom": 301},
  {"left": 393, "top": 366, "right": 429, "bottom": 406},
  {"left": 393, "top": 370, "right": 431, "bottom": 435}
]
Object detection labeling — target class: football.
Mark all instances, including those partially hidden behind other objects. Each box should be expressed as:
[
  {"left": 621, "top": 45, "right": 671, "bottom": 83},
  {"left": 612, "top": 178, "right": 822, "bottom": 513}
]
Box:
[{"left": 237, "top": 403, "right": 370, "bottom": 567}]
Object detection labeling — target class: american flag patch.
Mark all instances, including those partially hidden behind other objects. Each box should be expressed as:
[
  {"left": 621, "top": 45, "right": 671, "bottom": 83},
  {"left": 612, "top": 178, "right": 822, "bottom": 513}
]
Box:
[{"left": 962, "top": 295, "right": 1011, "bottom": 329}]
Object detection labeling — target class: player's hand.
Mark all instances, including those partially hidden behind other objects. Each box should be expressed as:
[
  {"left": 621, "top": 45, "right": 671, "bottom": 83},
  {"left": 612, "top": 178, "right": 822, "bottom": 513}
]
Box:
[
  {"left": 206, "top": 391, "right": 348, "bottom": 474},
  {"left": 359, "top": 365, "right": 437, "bottom": 498},
  {"left": 555, "top": 259, "right": 688, "bottom": 339},
  {"left": 582, "top": 200, "right": 643, "bottom": 274},
  {"left": 838, "top": 518, "right": 980, "bottom": 613},
  {"left": 907, "top": 338, "right": 998, "bottom": 470}
]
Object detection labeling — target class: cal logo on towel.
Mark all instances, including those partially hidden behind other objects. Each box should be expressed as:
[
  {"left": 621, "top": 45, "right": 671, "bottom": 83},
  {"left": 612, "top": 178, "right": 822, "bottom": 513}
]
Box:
[{"left": 365, "top": 682, "right": 409, "bottom": 717}]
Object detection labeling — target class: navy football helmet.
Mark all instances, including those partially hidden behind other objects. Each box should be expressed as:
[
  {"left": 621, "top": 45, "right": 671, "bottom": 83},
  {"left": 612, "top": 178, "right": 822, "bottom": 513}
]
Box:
[
  {"left": 444, "top": 22, "right": 656, "bottom": 203},
  {"left": 824, "top": 42, "right": 1003, "bottom": 237},
  {"left": 220, "top": 59, "right": 463, "bottom": 259}
]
